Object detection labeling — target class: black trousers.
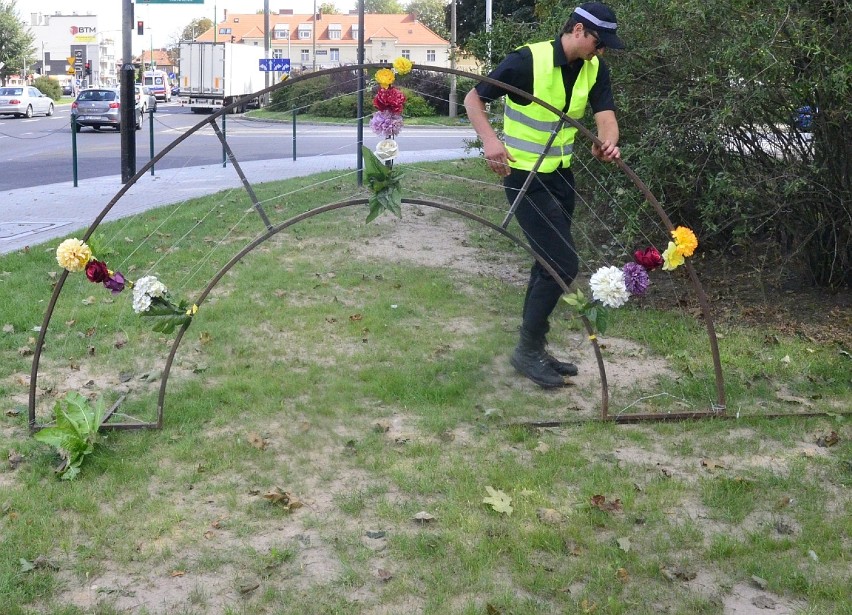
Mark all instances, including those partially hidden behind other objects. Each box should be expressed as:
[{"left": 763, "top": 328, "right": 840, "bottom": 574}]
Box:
[{"left": 504, "top": 166, "right": 578, "bottom": 337}]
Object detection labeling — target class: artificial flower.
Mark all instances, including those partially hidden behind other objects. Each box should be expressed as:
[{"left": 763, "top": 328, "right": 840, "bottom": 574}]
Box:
[
  {"left": 634, "top": 246, "right": 663, "bottom": 271},
  {"left": 393, "top": 57, "right": 413, "bottom": 75},
  {"left": 104, "top": 271, "right": 126, "bottom": 295},
  {"left": 85, "top": 260, "right": 109, "bottom": 283},
  {"left": 589, "top": 265, "right": 630, "bottom": 308},
  {"left": 375, "top": 138, "right": 399, "bottom": 161},
  {"left": 132, "top": 275, "right": 168, "bottom": 314},
  {"left": 56, "top": 238, "right": 92, "bottom": 273},
  {"left": 661, "top": 241, "right": 685, "bottom": 270},
  {"left": 375, "top": 68, "right": 395, "bottom": 89},
  {"left": 373, "top": 86, "right": 406, "bottom": 114},
  {"left": 622, "top": 262, "right": 650, "bottom": 296},
  {"left": 671, "top": 226, "right": 698, "bottom": 257},
  {"left": 370, "top": 110, "right": 404, "bottom": 138}
]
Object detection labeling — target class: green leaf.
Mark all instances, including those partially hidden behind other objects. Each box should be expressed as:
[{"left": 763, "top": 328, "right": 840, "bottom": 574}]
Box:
[
  {"left": 362, "top": 146, "right": 390, "bottom": 180},
  {"left": 596, "top": 307, "right": 609, "bottom": 334}
]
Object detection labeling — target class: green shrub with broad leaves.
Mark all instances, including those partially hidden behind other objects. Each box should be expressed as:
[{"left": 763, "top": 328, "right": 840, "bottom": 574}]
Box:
[{"left": 33, "top": 392, "right": 106, "bottom": 480}]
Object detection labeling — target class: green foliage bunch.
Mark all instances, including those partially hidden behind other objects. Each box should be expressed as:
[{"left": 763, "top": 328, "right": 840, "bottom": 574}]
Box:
[
  {"left": 459, "top": 0, "right": 849, "bottom": 287},
  {"left": 32, "top": 76, "right": 60, "bottom": 100},
  {"left": 270, "top": 73, "right": 335, "bottom": 114},
  {"left": 33, "top": 392, "right": 106, "bottom": 480},
  {"left": 0, "top": 0, "right": 35, "bottom": 84},
  {"left": 398, "top": 87, "right": 434, "bottom": 117},
  {"left": 308, "top": 93, "right": 360, "bottom": 118}
]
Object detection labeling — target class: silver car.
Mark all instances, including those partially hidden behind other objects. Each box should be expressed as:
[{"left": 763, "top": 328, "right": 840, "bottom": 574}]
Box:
[
  {"left": 71, "top": 88, "right": 143, "bottom": 132},
  {"left": 135, "top": 84, "right": 158, "bottom": 114},
  {"left": 0, "top": 86, "right": 55, "bottom": 118}
]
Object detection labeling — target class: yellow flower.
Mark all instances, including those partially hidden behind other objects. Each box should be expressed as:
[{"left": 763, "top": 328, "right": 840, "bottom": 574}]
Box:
[
  {"left": 375, "top": 68, "right": 395, "bottom": 89},
  {"left": 56, "top": 238, "right": 92, "bottom": 273},
  {"left": 393, "top": 57, "right": 413, "bottom": 75},
  {"left": 186, "top": 304, "right": 198, "bottom": 316},
  {"left": 661, "top": 241, "right": 685, "bottom": 271},
  {"left": 671, "top": 226, "right": 698, "bottom": 257}
]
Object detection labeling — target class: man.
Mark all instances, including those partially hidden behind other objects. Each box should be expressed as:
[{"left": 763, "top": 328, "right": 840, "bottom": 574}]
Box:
[{"left": 463, "top": 2, "right": 625, "bottom": 388}]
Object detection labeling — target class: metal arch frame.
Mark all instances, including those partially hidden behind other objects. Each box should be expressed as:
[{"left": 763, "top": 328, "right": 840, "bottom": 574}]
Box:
[{"left": 29, "top": 63, "right": 726, "bottom": 432}]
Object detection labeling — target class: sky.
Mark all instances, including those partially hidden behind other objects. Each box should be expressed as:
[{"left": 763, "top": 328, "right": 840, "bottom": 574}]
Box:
[{"left": 21, "top": 1, "right": 358, "bottom": 53}]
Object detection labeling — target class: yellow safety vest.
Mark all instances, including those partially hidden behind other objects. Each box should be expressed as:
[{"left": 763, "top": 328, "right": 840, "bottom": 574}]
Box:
[{"left": 503, "top": 40, "right": 599, "bottom": 172}]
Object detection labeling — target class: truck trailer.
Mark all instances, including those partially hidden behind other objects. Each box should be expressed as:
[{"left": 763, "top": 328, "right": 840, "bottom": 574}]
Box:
[{"left": 178, "top": 42, "right": 267, "bottom": 113}]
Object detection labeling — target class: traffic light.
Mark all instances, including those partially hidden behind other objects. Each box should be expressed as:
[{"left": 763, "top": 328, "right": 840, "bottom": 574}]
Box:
[
  {"left": 85, "top": 61, "right": 92, "bottom": 76},
  {"left": 137, "top": 20, "right": 144, "bottom": 35}
]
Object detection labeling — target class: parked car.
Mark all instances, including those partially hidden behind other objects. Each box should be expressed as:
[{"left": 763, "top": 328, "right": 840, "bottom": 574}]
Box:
[
  {"left": 0, "top": 86, "right": 55, "bottom": 118},
  {"left": 135, "top": 84, "right": 158, "bottom": 113},
  {"left": 171, "top": 85, "right": 181, "bottom": 98},
  {"left": 61, "top": 84, "right": 74, "bottom": 96},
  {"left": 71, "top": 88, "right": 142, "bottom": 132}
]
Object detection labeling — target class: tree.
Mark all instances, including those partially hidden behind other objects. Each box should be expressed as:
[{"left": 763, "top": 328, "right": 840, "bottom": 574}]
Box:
[
  {"left": 318, "top": 2, "right": 339, "bottom": 14},
  {"left": 177, "top": 17, "right": 212, "bottom": 42},
  {"left": 406, "top": 0, "right": 449, "bottom": 39},
  {"left": 0, "top": 1, "right": 35, "bottom": 85},
  {"left": 453, "top": 0, "right": 536, "bottom": 47},
  {"left": 365, "top": 0, "right": 405, "bottom": 13}
]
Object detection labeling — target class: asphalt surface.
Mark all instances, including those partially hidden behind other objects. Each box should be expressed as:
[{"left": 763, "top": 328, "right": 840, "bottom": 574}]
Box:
[{"left": 0, "top": 148, "right": 472, "bottom": 255}]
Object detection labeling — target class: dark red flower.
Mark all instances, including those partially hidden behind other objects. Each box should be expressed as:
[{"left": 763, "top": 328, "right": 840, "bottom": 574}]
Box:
[
  {"left": 85, "top": 259, "right": 109, "bottom": 283},
  {"left": 634, "top": 247, "right": 663, "bottom": 271},
  {"left": 373, "top": 86, "right": 406, "bottom": 114}
]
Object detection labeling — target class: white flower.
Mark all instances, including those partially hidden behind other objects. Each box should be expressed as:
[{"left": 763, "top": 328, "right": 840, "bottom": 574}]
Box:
[
  {"left": 134, "top": 275, "right": 167, "bottom": 298},
  {"left": 589, "top": 265, "right": 630, "bottom": 308},
  {"left": 132, "top": 292, "right": 152, "bottom": 314},
  {"left": 375, "top": 138, "right": 399, "bottom": 161}
]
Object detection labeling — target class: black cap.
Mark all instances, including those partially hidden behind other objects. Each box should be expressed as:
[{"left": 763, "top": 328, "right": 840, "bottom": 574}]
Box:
[{"left": 572, "top": 2, "right": 625, "bottom": 50}]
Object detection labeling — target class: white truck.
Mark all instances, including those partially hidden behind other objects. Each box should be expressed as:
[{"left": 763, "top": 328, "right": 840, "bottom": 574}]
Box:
[{"left": 178, "top": 41, "right": 267, "bottom": 113}]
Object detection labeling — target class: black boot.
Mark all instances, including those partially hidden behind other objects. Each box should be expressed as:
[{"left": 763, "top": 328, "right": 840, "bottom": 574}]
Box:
[
  {"left": 541, "top": 337, "right": 579, "bottom": 377},
  {"left": 510, "top": 328, "right": 565, "bottom": 388}
]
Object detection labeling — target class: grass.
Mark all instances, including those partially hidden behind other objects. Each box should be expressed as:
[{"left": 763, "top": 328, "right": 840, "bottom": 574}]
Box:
[{"left": 0, "top": 160, "right": 849, "bottom": 614}]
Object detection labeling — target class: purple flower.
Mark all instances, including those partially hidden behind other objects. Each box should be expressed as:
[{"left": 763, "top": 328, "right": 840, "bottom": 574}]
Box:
[
  {"left": 104, "top": 271, "right": 126, "bottom": 295},
  {"left": 369, "top": 110, "right": 404, "bottom": 138},
  {"left": 622, "top": 262, "right": 650, "bottom": 296}
]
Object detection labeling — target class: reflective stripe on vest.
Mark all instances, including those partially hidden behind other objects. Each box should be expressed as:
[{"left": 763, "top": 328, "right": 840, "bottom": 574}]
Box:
[{"left": 503, "top": 40, "right": 599, "bottom": 172}]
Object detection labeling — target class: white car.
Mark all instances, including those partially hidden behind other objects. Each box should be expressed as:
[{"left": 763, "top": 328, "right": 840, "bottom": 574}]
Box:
[{"left": 0, "top": 86, "right": 55, "bottom": 118}]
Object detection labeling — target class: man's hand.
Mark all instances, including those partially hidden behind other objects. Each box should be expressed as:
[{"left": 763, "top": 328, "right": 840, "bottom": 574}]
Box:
[
  {"left": 484, "top": 138, "right": 515, "bottom": 177},
  {"left": 591, "top": 139, "right": 620, "bottom": 163}
]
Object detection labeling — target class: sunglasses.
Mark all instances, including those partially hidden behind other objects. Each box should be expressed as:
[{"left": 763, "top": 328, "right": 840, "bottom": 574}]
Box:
[{"left": 586, "top": 29, "right": 606, "bottom": 50}]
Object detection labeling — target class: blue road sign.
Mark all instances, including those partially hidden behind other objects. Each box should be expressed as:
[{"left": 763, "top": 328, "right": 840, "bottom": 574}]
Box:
[{"left": 259, "top": 58, "right": 290, "bottom": 72}]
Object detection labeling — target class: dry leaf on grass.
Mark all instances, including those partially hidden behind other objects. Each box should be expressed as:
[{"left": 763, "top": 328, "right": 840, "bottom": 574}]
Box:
[
  {"left": 248, "top": 432, "right": 268, "bottom": 450},
  {"left": 8, "top": 450, "right": 23, "bottom": 470},
  {"left": 412, "top": 511, "right": 435, "bottom": 523},
  {"left": 701, "top": 458, "right": 726, "bottom": 470},
  {"left": 483, "top": 486, "right": 513, "bottom": 516},
  {"left": 616, "top": 567, "right": 629, "bottom": 583},
  {"left": 816, "top": 431, "right": 839, "bottom": 447},
  {"left": 616, "top": 537, "right": 631, "bottom": 553},
  {"left": 261, "top": 487, "right": 303, "bottom": 511},
  {"left": 376, "top": 568, "right": 394, "bottom": 582},
  {"left": 590, "top": 494, "right": 622, "bottom": 513},
  {"left": 660, "top": 565, "right": 696, "bottom": 582}
]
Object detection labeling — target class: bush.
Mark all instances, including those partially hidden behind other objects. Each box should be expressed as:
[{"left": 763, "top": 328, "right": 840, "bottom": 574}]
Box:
[
  {"left": 399, "top": 88, "right": 434, "bottom": 117},
  {"left": 308, "top": 93, "right": 360, "bottom": 118},
  {"left": 32, "top": 76, "right": 61, "bottom": 101}
]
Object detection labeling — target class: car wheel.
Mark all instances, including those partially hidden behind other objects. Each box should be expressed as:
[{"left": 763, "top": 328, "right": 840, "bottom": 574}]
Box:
[
  {"left": 74, "top": 123, "right": 82, "bottom": 133},
  {"left": 93, "top": 126, "right": 101, "bottom": 131},
  {"left": 46, "top": 104, "right": 54, "bottom": 117},
  {"left": 25, "top": 105, "right": 33, "bottom": 118}
]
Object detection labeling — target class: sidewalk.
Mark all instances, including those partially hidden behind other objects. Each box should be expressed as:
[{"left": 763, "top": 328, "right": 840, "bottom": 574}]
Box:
[{"left": 0, "top": 148, "right": 471, "bottom": 255}]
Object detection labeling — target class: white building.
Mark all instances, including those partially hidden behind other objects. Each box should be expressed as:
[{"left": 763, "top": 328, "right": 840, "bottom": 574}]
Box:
[{"left": 26, "top": 12, "right": 119, "bottom": 89}]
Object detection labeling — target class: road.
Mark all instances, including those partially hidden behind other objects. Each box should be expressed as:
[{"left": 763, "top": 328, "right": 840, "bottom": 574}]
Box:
[{"left": 0, "top": 102, "right": 476, "bottom": 191}]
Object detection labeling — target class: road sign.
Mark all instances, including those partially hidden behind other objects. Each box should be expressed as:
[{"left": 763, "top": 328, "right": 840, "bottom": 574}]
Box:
[
  {"left": 259, "top": 58, "right": 290, "bottom": 72},
  {"left": 67, "top": 56, "right": 76, "bottom": 66}
]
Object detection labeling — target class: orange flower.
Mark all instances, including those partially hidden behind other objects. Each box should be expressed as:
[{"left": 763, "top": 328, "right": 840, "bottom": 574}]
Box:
[{"left": 671, "top": 226, "right": 698, "bottom": 257}]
